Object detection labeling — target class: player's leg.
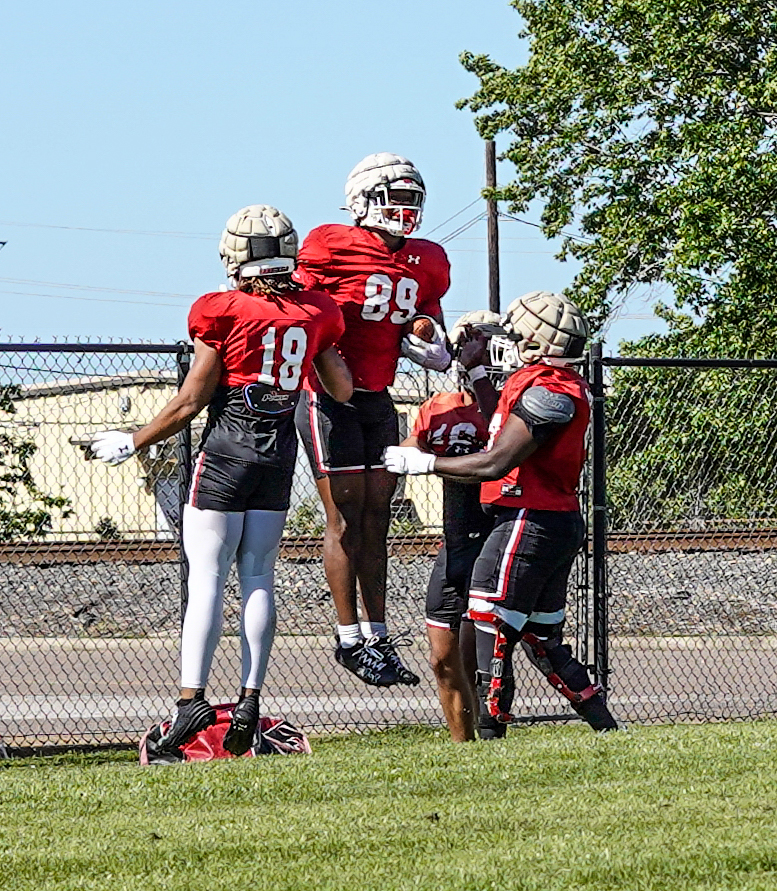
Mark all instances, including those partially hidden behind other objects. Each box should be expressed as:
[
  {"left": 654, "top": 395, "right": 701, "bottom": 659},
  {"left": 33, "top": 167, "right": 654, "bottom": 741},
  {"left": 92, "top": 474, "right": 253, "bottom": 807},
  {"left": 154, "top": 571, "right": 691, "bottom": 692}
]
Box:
[
  {"left": 519, "top": 554, "right": 618, "bottom": 732},
  {"left": 319, "top": 471, "right": 364, "bottom": 628},
  {"left": 356, "top": 391, "right": 419, "bottom": 684},
  {"left": 470, "top": 509, "right": 617, "bottom": 733},
  {"left": 295, "top": 390, "right": 397, "bottom": 684},
  {"left": 426, "top": 545, "right": 476, "bottom": 741},
  {"left": 223, "top": 507, "right": 287, "bottom": 755},
  {"left": 156, "top": 494, "right": 245, "bottom": 751},
  {"left": 458, "top": 619, "right": 478, "bottom": 713}
]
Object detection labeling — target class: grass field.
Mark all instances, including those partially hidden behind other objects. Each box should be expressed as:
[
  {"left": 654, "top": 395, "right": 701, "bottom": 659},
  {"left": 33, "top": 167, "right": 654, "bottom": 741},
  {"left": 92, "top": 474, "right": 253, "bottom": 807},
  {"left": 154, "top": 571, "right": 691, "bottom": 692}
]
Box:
[{"left": 1, "top": 721, "right": 777, "bottom": 891}]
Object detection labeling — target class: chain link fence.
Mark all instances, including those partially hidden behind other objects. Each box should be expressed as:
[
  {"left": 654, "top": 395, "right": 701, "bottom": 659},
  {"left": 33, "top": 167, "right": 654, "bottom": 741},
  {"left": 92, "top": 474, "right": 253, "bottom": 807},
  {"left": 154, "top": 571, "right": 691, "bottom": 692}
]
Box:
[
  {"left": 0, "top": 342, "right": 593, "bottom": 748},
  {"left": 12, "top": 344, "right": 774, "bottom": 746},
  {"left": 592, "top": 350, "right": 777, "bottom": 724}
]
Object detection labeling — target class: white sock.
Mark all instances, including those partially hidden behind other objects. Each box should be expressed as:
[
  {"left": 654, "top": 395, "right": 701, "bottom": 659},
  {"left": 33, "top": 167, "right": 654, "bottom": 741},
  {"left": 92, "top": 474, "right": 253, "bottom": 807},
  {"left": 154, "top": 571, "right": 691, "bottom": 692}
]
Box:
[
  {"left": 337, "top": 624, "right": 363, "bottom": 648},
  {"left": 360, "top": 621, "right": 387, "bottom": 640}
]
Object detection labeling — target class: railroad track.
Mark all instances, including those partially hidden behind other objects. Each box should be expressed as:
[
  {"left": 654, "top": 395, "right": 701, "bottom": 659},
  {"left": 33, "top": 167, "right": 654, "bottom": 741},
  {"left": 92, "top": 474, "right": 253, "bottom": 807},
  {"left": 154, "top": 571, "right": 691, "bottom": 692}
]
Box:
[{"left": 1, "top": 529, "right": 777, "bottom": 565}]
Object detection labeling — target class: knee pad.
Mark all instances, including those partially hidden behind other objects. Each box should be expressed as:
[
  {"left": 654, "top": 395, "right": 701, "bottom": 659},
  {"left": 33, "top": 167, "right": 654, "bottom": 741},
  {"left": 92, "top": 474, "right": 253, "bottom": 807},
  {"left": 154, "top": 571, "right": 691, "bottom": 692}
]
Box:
[{"left": 520, "top": 633, "right": 617, "bottom": 732}]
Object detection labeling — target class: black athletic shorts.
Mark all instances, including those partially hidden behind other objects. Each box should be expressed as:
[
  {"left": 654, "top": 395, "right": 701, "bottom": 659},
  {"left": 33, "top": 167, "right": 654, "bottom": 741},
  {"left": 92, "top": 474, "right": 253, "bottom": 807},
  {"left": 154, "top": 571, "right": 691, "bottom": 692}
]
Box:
[
  {"left": 295, "top": 388, "right": 399, "bottom": 478},
  {"left": 426, "top": 480, "right": 494, "bottom": 630},
  {"left": 468, "top": 507, "right": 585, "bottom": 633},
  {"left": 188, "top": 450, "right": 294, "bottom": 512},
  {"left": 426, "top": 533, "right": 491, "bottom": 630}
]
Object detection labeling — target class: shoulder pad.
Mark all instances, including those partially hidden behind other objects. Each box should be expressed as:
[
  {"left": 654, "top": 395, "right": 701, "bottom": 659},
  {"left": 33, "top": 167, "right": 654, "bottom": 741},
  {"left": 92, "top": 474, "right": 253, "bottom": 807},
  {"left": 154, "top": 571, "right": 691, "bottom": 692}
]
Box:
[{"left": 519, "top": 386, "right": 575, "bottom": 425}]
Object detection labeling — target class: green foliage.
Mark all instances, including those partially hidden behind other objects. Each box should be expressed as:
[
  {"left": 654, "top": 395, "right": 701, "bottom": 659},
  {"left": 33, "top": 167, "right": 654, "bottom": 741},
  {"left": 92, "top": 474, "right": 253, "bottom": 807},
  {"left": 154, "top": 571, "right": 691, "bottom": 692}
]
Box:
[
  {"left": 94, "top": 516, "right": 122, "bottom": 541},
  {"left": 0, "top": 384, "right": 70, "bottom": 542},
  {"left": 459, "top": 0, "right": 777, "bottom": 339},
  {"left": 285, "top": 497, "right": 325, "bottom": 537},
  {"left": 606, "top": 359, "right": 777, "bottom": 529},
  {"left": 2, "top": 723, "right": 777, "bottom": 890}
]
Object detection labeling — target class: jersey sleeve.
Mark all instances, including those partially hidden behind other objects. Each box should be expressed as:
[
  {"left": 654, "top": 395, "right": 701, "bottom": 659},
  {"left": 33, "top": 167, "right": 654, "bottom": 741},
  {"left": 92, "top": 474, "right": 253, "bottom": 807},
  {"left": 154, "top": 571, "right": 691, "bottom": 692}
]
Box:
[
  {"left": 317, "top": 299, "right": 346, "bottom": 354},
  {"left": 188, "top": 293, "right": 233, "bottom": 351},
  {"left": 411, "top": 399, "right": 434, "bottom": 446},
  {"left": 294, "top": 227, "right": 334, "bottom": 289},
  {"left": 418, "top": 243, "right": 451, "bottom": 318}
]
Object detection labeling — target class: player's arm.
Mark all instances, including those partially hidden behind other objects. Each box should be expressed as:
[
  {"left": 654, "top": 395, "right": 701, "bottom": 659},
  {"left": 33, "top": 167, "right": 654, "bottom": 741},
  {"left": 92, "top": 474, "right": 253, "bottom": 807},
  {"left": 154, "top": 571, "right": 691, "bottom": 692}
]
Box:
[
  {"left": 384, "top": 386, "right": 576, "bottom": 482},
  {"left": 458, "top": 328, "right": 499, "bottom": 422},
  {"left": 135, "top": 338, "right": 221, "bottom": 448},
  {"left": 432, "top": 414, "right": 535, "bottom": 482},
  {"left": 90, "top": 338, "right": 221, "bottom": 464},
  {"left": 313, "top": 346, "right": 353, "bottom": 403}
]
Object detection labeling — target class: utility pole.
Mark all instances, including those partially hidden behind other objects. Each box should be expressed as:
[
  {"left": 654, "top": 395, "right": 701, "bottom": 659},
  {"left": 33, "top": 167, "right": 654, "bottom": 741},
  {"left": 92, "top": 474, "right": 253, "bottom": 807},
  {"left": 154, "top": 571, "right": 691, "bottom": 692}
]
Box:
[{"left": 485, "top": 140, "right": 500, "bottom": 314}]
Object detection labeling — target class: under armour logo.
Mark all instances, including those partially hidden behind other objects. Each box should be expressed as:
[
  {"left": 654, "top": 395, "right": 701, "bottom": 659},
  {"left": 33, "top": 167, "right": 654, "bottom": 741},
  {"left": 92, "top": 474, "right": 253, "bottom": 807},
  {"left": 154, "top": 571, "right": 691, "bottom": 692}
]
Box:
[{"left": 407, "top": 255, "right": 420, "bottom": 264}]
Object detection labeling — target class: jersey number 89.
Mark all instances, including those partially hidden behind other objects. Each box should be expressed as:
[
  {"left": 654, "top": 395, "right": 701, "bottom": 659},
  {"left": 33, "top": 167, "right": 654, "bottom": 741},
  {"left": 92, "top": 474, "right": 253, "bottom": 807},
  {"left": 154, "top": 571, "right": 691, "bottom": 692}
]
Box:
[
  {"left": 361, "top": 275, "right": 419, "bottom": 323},
  {"left": 257, "top": 326, "right": 308, "bottom": 391}
]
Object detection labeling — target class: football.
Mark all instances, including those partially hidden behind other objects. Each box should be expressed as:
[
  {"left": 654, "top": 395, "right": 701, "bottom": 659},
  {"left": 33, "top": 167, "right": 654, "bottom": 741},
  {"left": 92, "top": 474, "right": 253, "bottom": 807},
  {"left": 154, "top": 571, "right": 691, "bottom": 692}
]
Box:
[{"left": 403, "top": 316, "right": 435, "bottom": 343}]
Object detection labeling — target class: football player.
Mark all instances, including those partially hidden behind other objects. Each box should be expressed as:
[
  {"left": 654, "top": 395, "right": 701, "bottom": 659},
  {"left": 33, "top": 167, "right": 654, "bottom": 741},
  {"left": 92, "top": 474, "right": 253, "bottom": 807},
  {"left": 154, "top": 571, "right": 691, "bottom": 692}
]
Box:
[
  {"left": 384, "top": 292, "right": 618, "bottom": 733},
  {"left": 294, "top": 153, "right": 451, "bottom": 687},
  {"left": 402, "top": 311, "right": 517, "bottom": 741},
  {"left": 91, "top": 205, "right": 351, "bottom": 758}
]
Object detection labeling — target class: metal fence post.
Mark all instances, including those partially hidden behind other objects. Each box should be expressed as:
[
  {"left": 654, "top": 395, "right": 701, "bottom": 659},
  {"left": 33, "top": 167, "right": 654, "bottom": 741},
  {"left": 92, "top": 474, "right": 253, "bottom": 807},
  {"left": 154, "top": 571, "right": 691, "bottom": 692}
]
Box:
[
  {"left": 175, "top": 345, "right": 192, "bottom": 623},
  {"left": 590, "top": 342, "right": 609, "bottom": 695}
]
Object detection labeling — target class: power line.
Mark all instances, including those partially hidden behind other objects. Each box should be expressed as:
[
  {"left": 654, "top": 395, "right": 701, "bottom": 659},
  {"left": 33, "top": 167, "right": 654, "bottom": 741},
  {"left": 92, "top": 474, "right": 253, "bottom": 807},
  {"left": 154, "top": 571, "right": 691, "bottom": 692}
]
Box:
[
  {"left": 424, "top": 198, "right": 483, "bottom": 237},
  {"left": 0, "top": 220, "right": 212, "bottom": 240},
  {"left": 0, "top": 289, "right": 187, "bottom": 308},
  {"left": 0, "top": 276, "right": 194, "bottom": 300},
  {"left": 499, "top": 213, "right": 594, "bottom": 245},
  {"left": 439, "top": 213, "right": 486, "bottom": 245}
]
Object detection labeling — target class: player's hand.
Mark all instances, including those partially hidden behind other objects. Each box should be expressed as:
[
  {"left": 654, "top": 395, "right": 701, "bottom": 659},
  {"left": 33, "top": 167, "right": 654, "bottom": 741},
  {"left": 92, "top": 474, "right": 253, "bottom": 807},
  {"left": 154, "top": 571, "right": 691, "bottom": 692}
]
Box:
[
  {"left": 383, "top": 446, "right": 436, "bottom": 475},
  {"left": 400, "top": 319, "right": 452, "bottom": 372},
  {"left": 90, "top": 431, "right": 136, "bottom": 465},
  {"left": 458, "top": 327, "right": 488, "bottom": 370}
]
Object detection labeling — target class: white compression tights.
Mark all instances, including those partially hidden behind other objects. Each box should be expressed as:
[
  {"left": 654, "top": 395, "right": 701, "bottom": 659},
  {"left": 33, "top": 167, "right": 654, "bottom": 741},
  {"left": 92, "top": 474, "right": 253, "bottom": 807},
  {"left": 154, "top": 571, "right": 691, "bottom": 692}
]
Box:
[{"left": 180, "top": 504, "right": 287, "bottom": 691}]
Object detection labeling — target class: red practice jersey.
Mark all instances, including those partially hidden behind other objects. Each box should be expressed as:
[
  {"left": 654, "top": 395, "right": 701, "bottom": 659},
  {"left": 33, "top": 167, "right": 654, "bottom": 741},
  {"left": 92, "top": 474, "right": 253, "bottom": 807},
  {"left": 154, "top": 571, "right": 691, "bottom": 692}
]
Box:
[
  {"left": 294, "top": 224, "right": 450, "bottom": 392},
  {"left": 480, "top": 364, "right": 591, "bottom": 511},
  {"left": 187, "top": 287, "right": 344, "bottom": 464},
  {"left": 188, "top": 287, "right": 344, "bottom": 389},
  {"left": 412, "top": 391, "right": 488, "bottom": 458}
]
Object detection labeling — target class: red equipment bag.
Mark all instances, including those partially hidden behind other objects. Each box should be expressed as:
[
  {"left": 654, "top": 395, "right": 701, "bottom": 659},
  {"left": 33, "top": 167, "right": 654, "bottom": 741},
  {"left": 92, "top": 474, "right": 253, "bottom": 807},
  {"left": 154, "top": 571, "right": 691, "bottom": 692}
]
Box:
[{"left": 139, "top": 702, "right": 312, "bottom": 765}]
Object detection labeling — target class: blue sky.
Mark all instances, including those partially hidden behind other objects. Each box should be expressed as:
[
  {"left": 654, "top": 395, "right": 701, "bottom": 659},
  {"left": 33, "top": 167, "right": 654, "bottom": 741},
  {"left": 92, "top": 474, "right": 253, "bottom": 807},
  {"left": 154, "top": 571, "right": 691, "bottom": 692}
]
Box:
[{"left": 0, "top": 0, "right": 662, "bottom": 350}]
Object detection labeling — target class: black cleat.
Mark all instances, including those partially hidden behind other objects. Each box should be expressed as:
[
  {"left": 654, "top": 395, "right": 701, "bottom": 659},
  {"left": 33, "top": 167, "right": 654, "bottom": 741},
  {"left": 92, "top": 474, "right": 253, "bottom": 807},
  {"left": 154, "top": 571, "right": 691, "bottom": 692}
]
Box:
[
  {"left": 223, "top": 696, "right": 260, "bottom": 756},
  {"left": 335, "top": 636, "right": 399, "bottom": 687},
  {"left": 144, "top": 724, "right": 184, "bottom": 764},
  {"left": 477, "top": 715, "right": 507, "bottom": 740},
  {"left": 158, "top": 694, "right": 217, "bottom": 751},
  {"left": 373, "top": 636, "right": 420, "bottom": 686},
  {"left": 574, "top": 695, "right": 619, "bottom": 732}
]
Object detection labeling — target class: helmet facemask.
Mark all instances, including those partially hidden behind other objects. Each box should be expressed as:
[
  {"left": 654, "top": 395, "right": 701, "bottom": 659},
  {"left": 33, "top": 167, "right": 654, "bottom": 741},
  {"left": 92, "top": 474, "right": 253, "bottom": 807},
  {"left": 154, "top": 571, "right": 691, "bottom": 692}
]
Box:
[
  {"left": 449, "top": 310, "right": 519, "bottom": 392},
  {"left": 363, "top": 181, "right": 425, "bottom": 237}
]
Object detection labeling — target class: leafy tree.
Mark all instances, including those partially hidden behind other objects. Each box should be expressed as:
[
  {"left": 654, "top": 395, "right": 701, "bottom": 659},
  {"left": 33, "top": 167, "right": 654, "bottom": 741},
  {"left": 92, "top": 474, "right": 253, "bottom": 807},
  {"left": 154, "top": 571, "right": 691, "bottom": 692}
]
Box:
[
  {"left": 0, "top": 385, "right": 70, "bottom": 541},
  {"left": 459, "top": 0, "right": 777, "bottom": 342}
]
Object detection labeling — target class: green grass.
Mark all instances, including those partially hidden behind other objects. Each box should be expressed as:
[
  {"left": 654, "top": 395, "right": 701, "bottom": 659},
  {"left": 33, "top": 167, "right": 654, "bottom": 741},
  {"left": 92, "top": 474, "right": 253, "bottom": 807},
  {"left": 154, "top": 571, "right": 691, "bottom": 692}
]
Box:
[{"left": 2, "top": 722, "right": 777, "bottom": 890}]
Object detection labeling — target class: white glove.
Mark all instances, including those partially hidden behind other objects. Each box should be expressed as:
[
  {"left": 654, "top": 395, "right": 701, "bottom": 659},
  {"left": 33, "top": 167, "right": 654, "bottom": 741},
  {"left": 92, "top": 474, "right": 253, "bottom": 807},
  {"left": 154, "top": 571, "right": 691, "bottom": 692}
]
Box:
[
  {"left": 400, "top": 318, "right": 452, "bottom": 372},
  {"left": 90, "top": 431, "right": 137, "bottom": 466},
  {"left": 383, "top": 446, "right": 436, "bottom": 475}
]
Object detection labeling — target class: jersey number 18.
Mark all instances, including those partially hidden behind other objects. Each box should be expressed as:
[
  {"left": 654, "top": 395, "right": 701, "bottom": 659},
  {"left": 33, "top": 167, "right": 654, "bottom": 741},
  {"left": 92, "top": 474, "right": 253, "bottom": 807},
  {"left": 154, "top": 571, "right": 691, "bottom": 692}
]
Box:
[{"left": 256, "top": 326, "right": 308, "bottom": 391}]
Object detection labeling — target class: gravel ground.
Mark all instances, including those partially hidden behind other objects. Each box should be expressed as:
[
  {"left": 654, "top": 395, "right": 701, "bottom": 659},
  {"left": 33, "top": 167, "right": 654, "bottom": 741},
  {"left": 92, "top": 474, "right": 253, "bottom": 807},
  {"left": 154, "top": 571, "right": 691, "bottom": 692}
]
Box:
[{"left": 2, "top": 549, "right": 777, "bottom": 639}]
